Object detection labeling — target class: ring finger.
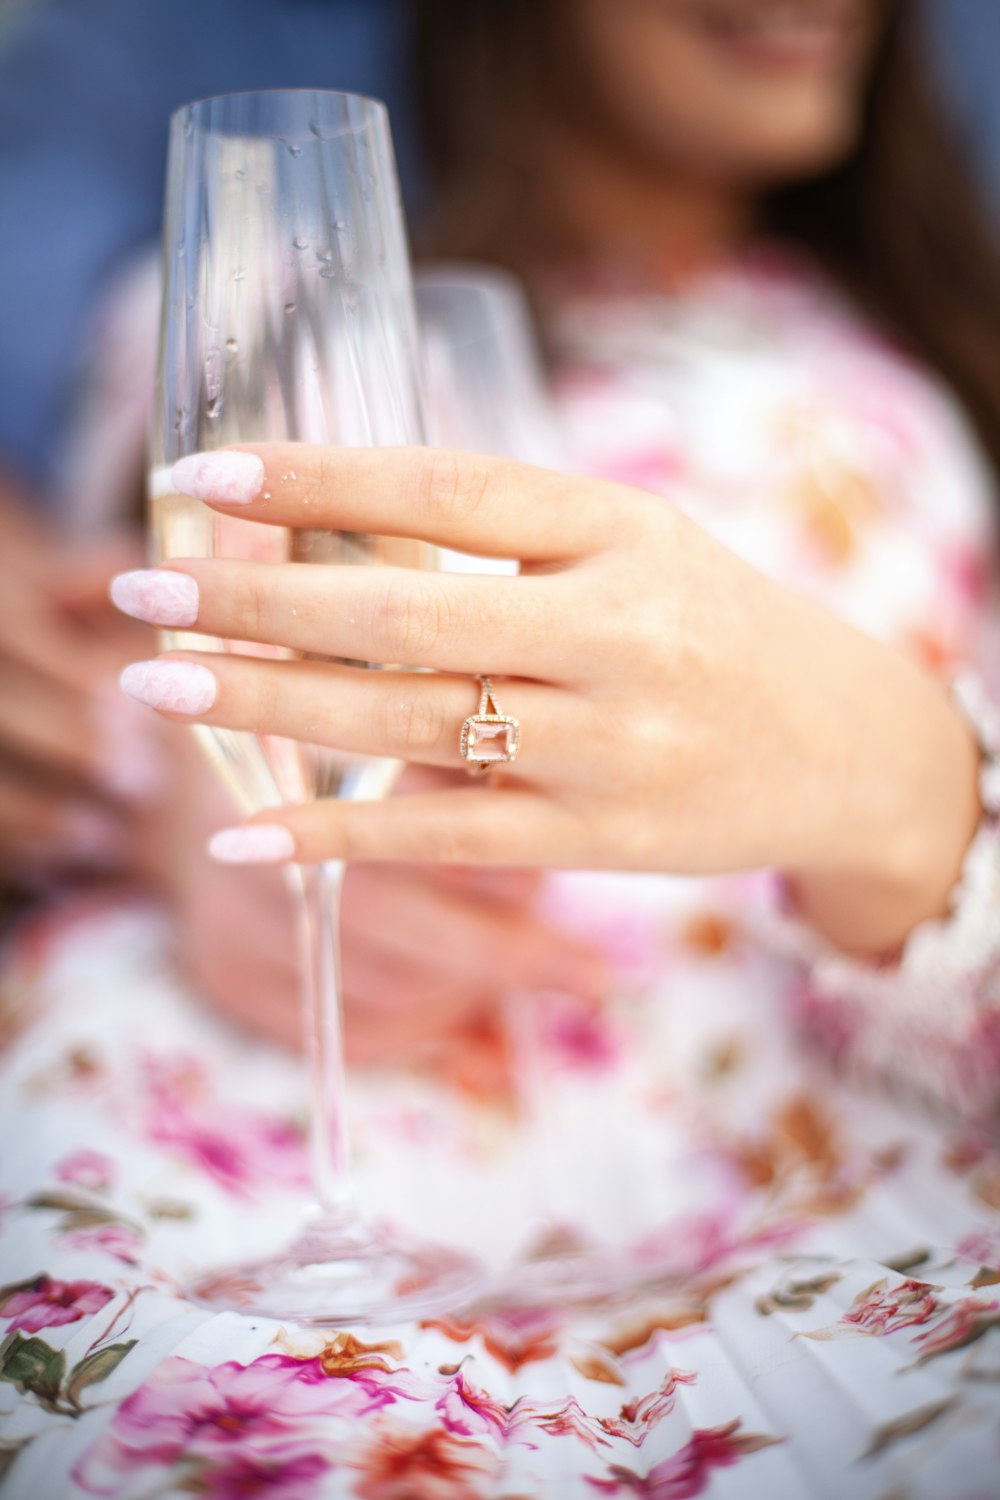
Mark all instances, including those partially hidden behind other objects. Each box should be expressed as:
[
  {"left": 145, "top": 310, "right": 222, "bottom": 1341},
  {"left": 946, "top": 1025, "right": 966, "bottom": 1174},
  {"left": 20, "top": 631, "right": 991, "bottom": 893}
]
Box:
[{"left": 118, "top": 652, "right": 586, "bottom": 782}]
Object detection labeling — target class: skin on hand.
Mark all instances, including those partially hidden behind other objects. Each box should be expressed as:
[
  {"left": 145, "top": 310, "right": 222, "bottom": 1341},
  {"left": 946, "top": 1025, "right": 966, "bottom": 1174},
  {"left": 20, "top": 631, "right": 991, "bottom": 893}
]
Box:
[
  {"left": 159, "top": 747, "right": 606, "bottom": 1060},
  {"left": 112, "top": 443, "right": 983, "bottom": 959}
]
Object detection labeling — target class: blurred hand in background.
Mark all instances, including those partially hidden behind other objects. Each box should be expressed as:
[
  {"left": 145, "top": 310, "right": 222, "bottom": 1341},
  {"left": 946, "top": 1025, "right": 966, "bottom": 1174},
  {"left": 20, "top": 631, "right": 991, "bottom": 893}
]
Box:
[{"left": 0, "top": 476, "right": 164, "bottom": 888}]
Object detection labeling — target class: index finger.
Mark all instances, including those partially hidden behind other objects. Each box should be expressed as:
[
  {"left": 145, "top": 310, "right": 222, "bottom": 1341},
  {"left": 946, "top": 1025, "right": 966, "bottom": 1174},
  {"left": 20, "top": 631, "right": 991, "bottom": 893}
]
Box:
[{"left": 166, "top": 445, "right": 624, "bottom": 562}]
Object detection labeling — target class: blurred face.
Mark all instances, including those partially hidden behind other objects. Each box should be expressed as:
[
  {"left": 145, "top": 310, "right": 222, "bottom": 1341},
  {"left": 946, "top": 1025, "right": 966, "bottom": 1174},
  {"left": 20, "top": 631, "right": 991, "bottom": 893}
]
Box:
[{"left": 561, "top": 0, "right": 891, "bottom": 186}]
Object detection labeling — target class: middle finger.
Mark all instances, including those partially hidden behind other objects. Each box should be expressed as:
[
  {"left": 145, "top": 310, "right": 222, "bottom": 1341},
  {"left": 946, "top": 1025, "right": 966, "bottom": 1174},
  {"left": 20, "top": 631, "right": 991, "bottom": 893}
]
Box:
[{"left": 111, "top": 561, "right": 565, "bottom": 680}]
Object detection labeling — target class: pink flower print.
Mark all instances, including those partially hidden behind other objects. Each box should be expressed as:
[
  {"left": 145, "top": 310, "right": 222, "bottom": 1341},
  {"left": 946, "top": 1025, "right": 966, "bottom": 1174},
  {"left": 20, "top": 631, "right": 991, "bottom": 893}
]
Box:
[
  {"left": 841, "top": 1278, "right": 940, "bottom": 1337},
  {"left": 55, "top": 1148, "right": 115, "bottom": 1192},
  {"left": 587, "top": 1420, "right": 782, "bottom": 1497},
  {"left": 435, "top": 1372, "right": 520, "bottom": 1443},
  {"left": 0, "top": 1274, "right": 114, "bottom": 1333},
  {"left": 193, "top": 1451, "right": 329, "bottom": 1500},
  {"left": 909, "top": 1297, "right": 1000, "bottom": 1366},
  {"left": 599, "top": 1371, "right": 698, "bottom": 1447},
  {"left": 539, "top": 993, "right": 624, "bottom": 1074},
  {"left": 139, "top": 1054, "right": 308, "bottom": 1197},
  {"left": 62, "top": 1224, "right": 144, "bottom": 1265},
  {"left": 436, "top": 1374, "right": 624, "bottom": 1452},
  {"left": 536, "top": 1397, "right": 611, "bottom": 1448},
  {"left": 350, "top": 1422, "right": 500, "bottom": 1500},
  {"left": 956, "top": 1229, "right": 1000, "bottom": 1267},
  {"left": 74, "top": 1353, "right": 377, "bottom": 1497}
]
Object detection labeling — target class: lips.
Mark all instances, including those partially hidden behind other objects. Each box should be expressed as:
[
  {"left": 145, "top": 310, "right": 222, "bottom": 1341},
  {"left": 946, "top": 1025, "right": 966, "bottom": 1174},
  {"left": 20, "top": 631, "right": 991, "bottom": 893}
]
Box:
[{"left": 692, "top": 0, "right": 863, "bottom": 70}]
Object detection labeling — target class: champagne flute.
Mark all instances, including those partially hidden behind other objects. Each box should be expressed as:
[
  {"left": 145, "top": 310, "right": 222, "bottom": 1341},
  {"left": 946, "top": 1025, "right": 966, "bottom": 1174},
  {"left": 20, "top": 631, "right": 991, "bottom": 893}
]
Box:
[
  {"left": 415, "top": 264, "right": 624, "bottom": 1305},
  {"left": 152, "top": 90, "right": 481, "bottom": 1323}
]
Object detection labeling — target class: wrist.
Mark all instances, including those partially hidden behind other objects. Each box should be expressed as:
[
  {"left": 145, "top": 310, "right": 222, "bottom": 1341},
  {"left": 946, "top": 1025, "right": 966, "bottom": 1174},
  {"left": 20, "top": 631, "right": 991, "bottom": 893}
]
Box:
[{"left": 784, "top": 620, "right": 982, "bottom": 957}]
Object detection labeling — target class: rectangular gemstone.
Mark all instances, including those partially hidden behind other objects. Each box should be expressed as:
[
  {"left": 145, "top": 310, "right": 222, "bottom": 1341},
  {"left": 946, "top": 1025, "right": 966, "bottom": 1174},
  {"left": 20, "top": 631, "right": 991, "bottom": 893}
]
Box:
[{"left": 467, "top": 719, "right": 516, "bottom": 760}]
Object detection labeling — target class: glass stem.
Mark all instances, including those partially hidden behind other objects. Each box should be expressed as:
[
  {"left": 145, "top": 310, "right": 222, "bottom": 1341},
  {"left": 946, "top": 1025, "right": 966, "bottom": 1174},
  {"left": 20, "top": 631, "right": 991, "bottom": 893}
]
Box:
[{"left": 295, "top": 859, "right": 357, "bottom": 1222}]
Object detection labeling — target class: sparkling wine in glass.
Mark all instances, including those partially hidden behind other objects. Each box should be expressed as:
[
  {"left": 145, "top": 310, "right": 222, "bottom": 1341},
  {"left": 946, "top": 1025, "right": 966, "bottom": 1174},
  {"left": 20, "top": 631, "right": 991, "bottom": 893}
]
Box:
[{"left": 152, "top": 89, "right": 481, "bottom": 1323}]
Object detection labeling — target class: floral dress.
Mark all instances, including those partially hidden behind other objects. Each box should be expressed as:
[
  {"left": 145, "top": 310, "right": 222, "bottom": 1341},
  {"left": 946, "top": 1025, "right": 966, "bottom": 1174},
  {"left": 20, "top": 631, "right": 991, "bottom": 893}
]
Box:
[{"left": 2, "top": 253, "right": 1000, "bottom": 1500}]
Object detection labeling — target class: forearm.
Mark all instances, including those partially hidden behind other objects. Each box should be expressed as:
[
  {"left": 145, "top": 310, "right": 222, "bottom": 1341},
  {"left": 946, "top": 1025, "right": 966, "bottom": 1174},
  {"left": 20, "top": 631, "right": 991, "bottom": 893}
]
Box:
[{"left": 781, "top": 599, "right": 982, "bottom": 957}]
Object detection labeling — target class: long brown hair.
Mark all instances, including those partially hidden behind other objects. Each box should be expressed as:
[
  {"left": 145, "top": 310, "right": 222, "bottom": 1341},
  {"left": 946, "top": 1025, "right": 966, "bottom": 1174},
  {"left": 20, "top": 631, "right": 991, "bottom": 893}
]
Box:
[{"left": 413, "top": 1, "right": 1000, "bottom": 484}]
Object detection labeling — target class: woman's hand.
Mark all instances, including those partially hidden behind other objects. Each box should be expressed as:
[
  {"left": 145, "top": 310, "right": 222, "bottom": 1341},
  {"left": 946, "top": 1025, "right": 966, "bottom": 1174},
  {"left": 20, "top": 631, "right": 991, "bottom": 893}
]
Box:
[
  {"left": 112, "top": 444, "right": 982, "bottom": 956},
  {"left": 162, "top": 748, "right": 603, "bottom": 1063},
  {"left": 0, "top": 479, "right": 163, "bottom": 884}
]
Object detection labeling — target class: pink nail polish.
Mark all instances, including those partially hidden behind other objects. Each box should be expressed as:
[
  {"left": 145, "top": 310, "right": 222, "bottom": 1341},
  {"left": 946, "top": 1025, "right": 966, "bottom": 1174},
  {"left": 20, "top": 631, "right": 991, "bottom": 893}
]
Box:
[
  {"left": 208, "top": 823, "right": 296, "bottom": 864},
  {"left": 110, "top": 569, "right": 199, "bottom": 627},
  {"left": 120, "top": 660, "right": 217, "bottom": 714},
  {"left": 171, "top": 450, "right": 264, "bottom": 504}
]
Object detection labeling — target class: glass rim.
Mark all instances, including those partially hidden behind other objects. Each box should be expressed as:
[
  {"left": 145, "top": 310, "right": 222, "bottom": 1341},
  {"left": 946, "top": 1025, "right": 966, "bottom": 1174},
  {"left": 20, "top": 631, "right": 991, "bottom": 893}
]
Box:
[{"left": 169, "top": 87, "right": 389, "bottom": 136}]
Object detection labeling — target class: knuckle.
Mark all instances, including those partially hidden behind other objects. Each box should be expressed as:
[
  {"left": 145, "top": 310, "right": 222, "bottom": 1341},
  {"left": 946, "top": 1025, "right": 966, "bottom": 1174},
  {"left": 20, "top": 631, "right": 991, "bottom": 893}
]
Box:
[
  {"left": 417, "top": 448, "right": 494, "bottom": 528},
  {"left": 235, "top": 571, "right": 269, "bottom": 638},
  {"left": 371, "top": 575, "right": 452, "bottom": 661},
  {"left": 299, "top": 451, "right": 336, "bottom": 513},
  {"left": 246, "top": 664, "right": 282, "bottom": 733},
  {"left": 379, "top": 691, "right": 448, "bottom": 756},
  {"left": 418, "top": 812, "right": 475, "bottom": 864}
]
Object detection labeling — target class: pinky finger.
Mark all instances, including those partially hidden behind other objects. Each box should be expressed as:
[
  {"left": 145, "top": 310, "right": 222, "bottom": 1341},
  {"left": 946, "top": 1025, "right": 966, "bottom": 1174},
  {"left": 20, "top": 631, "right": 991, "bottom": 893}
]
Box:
[{"left": 207, "top": 788, "right": 584, "bottom": 869}]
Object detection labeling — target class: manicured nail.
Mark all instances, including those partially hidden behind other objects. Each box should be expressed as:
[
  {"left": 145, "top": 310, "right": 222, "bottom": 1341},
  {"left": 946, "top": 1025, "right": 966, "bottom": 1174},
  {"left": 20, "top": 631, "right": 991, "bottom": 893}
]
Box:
[
  {"left": 171, "top": 450, "right": 264, "bottom": 504},
  {"left": 110, "top": 569, "right": 199, "bottom": 627},
  {"left": 208, "top": 823, "right": 296, "bottom": 864},
  {"left": 120, "top": 660, "right": 217, "bottom": 714}
]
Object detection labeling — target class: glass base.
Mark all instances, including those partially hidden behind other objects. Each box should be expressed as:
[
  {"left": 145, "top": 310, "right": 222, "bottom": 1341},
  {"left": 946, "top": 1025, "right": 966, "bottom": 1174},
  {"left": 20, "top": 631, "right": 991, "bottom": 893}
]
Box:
[
  {"left": 494, "top": 1225, "right": 630, "bottom": 1311},
  {"left": 188, "top": 1214, "right": 484, "bottom": 1325}
]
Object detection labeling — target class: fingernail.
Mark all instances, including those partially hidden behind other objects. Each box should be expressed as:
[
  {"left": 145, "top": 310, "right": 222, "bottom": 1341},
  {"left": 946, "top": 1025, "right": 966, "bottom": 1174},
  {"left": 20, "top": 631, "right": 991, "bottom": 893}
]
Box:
[
  {"left": 120, "top": 660, "right": 216, "bottom": 714},
  {"left": 208, "top": 823, "right": 296, "bottom": 864},
  {"left": 110, "top": 569, "right": 199, "bottom": 627},
  {"left": 171, "top": 450, "right": 264, "bottom": 504}
]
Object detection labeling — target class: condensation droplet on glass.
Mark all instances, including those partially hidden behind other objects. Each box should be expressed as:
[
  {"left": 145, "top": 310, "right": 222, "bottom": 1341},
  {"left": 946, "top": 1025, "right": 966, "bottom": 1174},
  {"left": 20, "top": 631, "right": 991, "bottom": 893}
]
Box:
[
  {"left": 225, "top": 338, "right": 238, "bottom": 354},
  {"left": 317, "top": 248, "right": 334, "bottom": 264},
  {"left": 293, "top": 236, "right": 308, "bottom": 251},
  {"left": 308, "top": 120, "right": 325, "bottom": 139},
  {"left": 262, "top": 490, "right": 272, "bottom": 501},
  {"left": 283, "top": 301, "right": 297, "bottom": 315},
  {"left": 289, "top": 471, "right": 297, "bottom": 480},
  {"left": 232, "top": 268, "right": 246, "bottom": 282},
  {"left": 288, "top": 142, "right": 302, "bottom": 158},
  {"left": 333, "top": 218, "right": 345, "bottom": 232},
  {"left": 319, "top": 265, "right": 337, "bottom": 279},
  {"left": 234, "top": 168, "right": 246, "bottom": 180},
  {"left": 206, "top": 396, "right": 221, "bottom": 419}
]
